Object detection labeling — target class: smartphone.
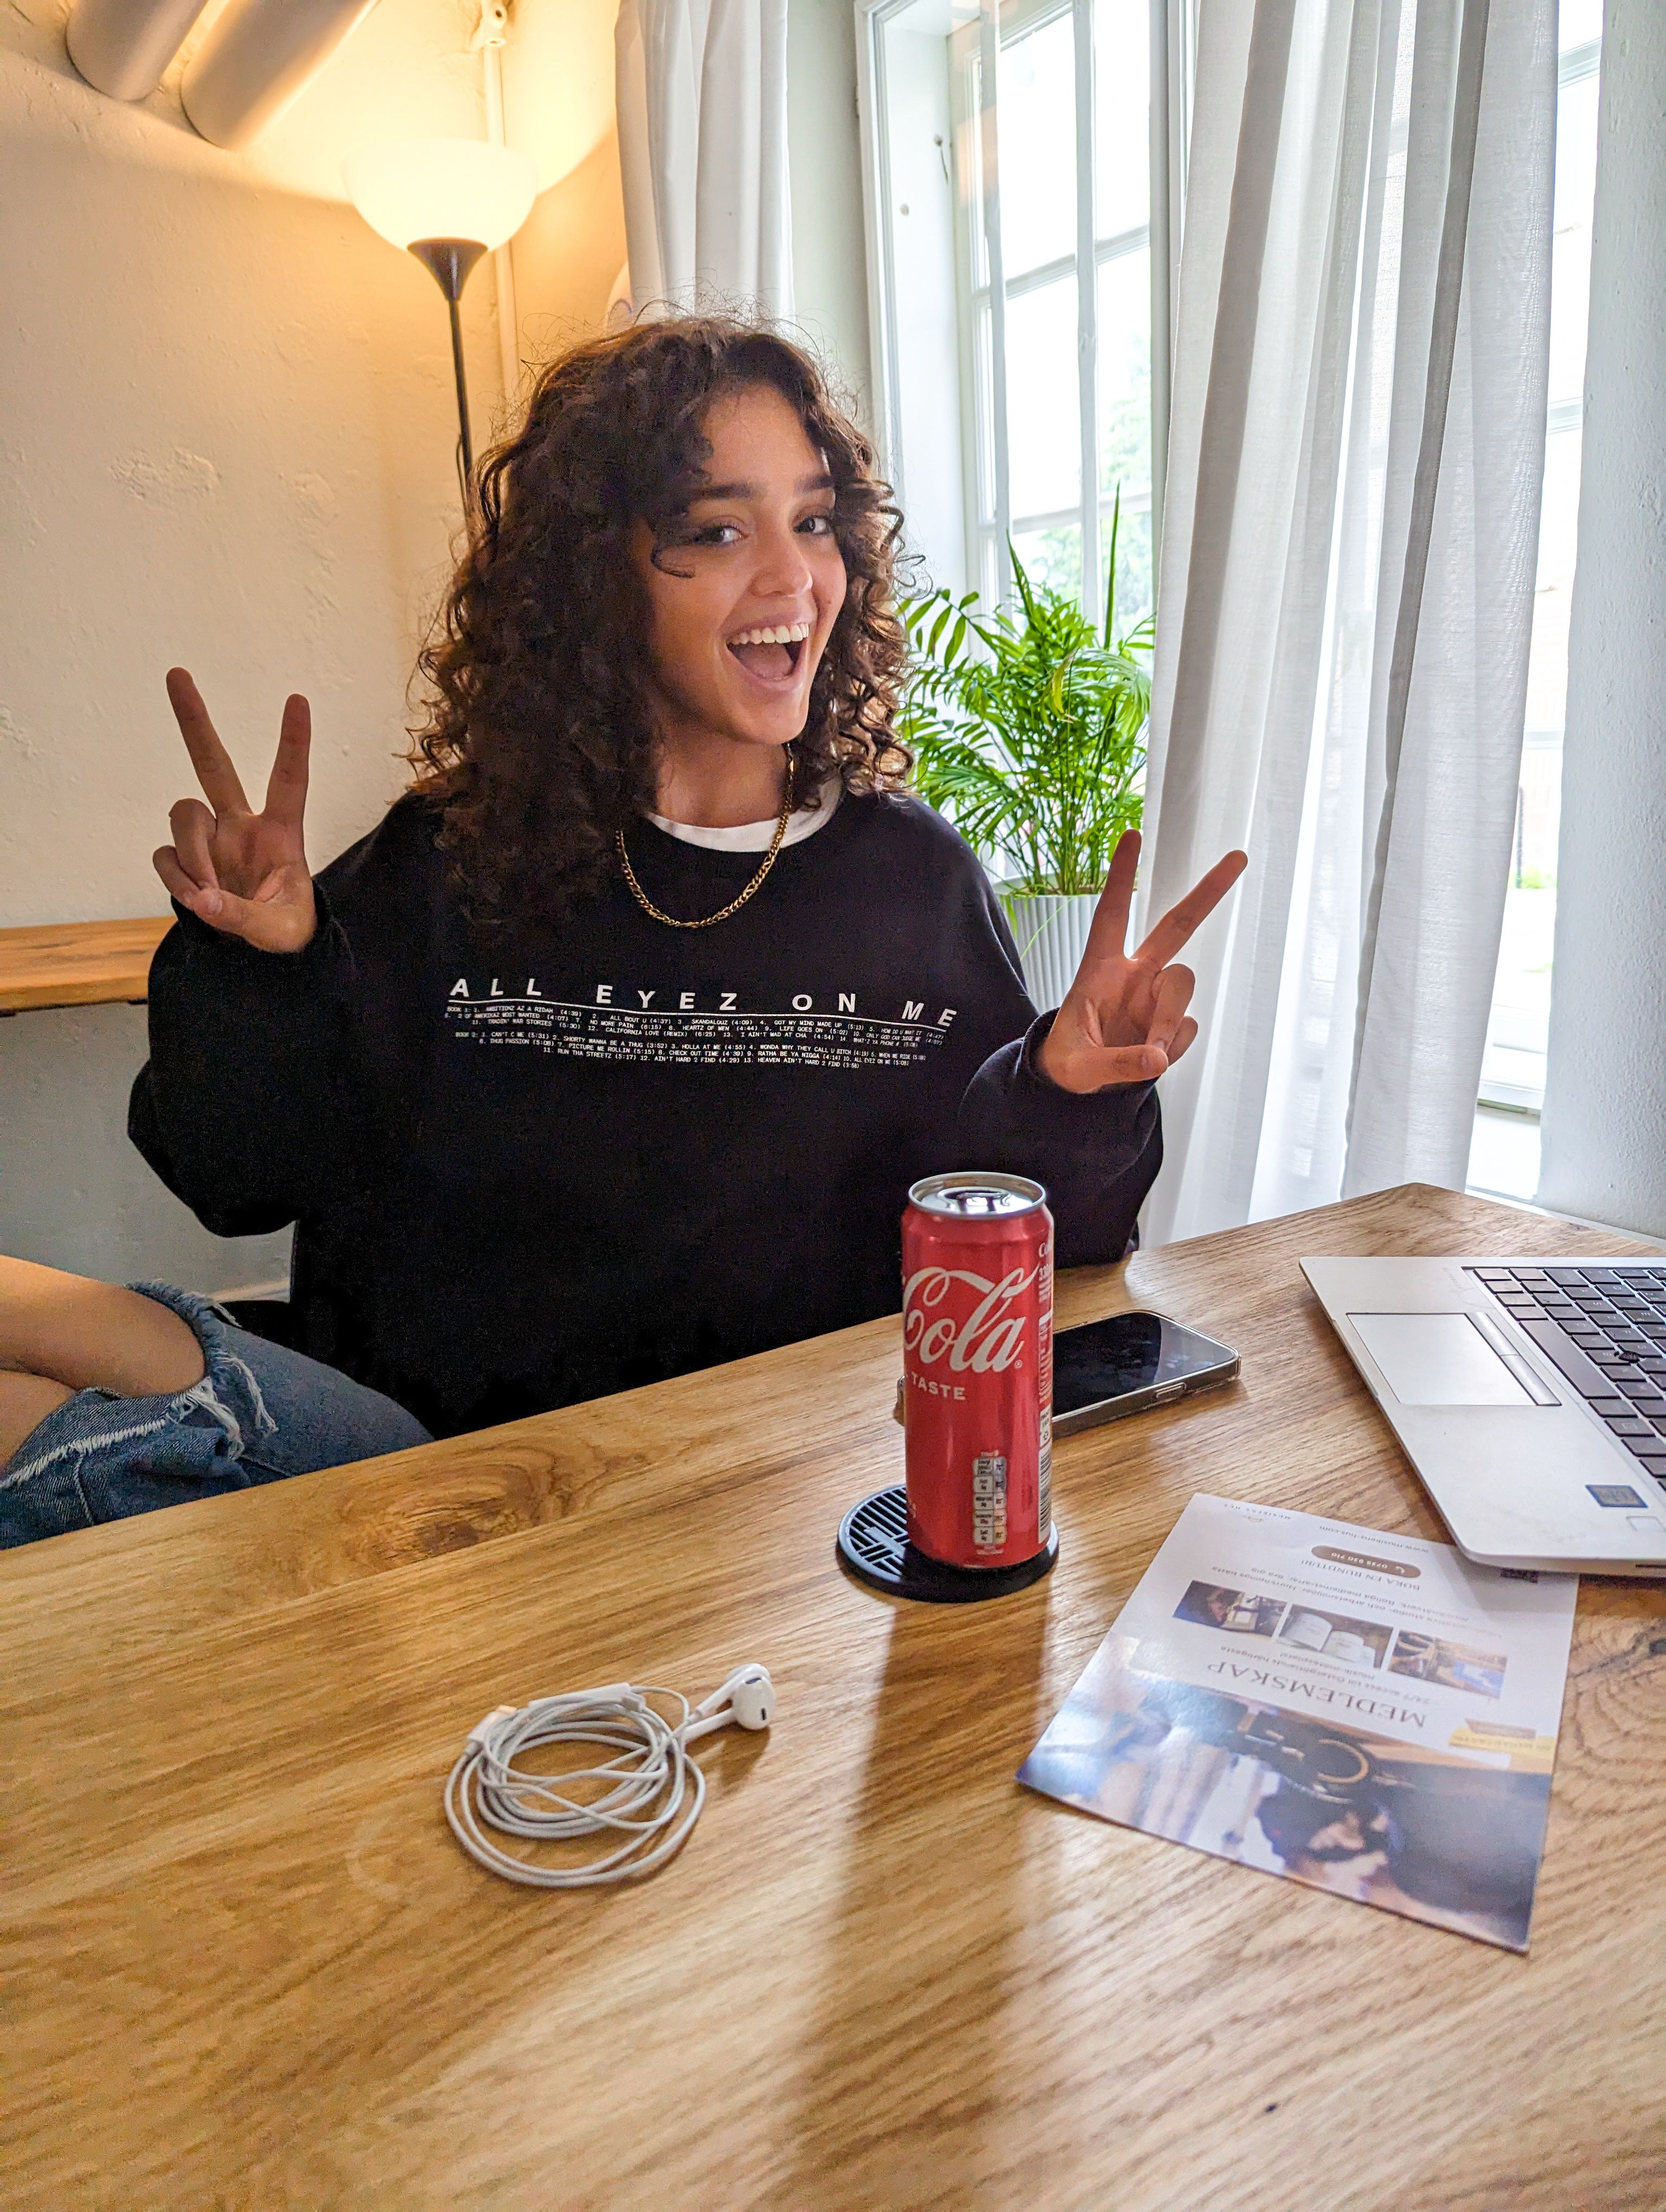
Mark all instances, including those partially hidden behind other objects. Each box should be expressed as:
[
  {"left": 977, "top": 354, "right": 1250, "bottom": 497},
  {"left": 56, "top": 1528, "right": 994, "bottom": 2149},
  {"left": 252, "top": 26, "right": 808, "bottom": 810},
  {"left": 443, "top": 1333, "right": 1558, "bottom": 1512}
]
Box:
[
  {"left": 1050, "top": 1310, "right": 1240, "bottom": 1437},
  {"left": 892, "top": 1310, "right": 1239, "bottom": 1434}
]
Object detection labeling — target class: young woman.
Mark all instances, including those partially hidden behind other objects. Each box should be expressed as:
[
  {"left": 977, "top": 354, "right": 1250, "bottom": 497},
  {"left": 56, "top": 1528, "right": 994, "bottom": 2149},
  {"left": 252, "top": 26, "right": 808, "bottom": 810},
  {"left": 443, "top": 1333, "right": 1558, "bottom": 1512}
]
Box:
[{"left": 126, "top": 318, "right": 1242, "bottom": 1445}]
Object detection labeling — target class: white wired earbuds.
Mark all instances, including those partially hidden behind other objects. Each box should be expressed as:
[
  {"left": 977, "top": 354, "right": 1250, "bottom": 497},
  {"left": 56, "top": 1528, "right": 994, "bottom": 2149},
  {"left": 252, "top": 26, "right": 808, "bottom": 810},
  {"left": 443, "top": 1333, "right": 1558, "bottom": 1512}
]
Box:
[{"left": 444, "top": 1666, "right": 776, "bottom": 1889}]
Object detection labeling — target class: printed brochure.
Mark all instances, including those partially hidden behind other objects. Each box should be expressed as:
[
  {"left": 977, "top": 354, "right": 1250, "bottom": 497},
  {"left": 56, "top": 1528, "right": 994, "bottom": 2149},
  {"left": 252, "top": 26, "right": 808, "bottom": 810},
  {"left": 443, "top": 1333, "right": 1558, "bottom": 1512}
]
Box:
[{"left": 1018, "top": 1495, "right": 1578, "bottom": 1950}]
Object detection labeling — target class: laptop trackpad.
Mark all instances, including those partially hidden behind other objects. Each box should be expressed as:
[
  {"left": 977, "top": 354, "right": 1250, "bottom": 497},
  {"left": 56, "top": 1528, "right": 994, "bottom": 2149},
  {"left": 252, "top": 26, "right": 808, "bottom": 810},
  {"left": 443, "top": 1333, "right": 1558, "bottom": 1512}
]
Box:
[{"left": 1348, "top": 1311, "right": 1534, "bottom": 1406}]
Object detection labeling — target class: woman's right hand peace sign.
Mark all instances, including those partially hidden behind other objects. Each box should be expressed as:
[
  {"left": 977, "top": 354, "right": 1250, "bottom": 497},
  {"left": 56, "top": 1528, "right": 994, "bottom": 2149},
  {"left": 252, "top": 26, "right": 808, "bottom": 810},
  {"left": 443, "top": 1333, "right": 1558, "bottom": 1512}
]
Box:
[{"left": 153, "top": 668, "right": 318, "bottom": 954}]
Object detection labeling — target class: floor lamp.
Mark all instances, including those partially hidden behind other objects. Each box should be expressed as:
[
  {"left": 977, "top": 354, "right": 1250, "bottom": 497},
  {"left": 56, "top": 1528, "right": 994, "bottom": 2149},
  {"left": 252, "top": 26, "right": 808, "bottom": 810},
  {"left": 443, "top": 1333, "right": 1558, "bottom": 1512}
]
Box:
[{"left": 344, "top": 140, "right": 538, "bottom": 506}]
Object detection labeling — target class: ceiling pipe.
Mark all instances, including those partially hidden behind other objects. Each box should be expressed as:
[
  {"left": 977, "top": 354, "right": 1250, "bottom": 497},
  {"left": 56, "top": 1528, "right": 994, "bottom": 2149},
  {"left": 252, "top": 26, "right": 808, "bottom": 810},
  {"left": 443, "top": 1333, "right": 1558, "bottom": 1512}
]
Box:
[
  {"left": 65, "top": 0, "right": 214, "bottom": 102},
  {"left": 181, "top": 0, "right": 382, "bottom": 151}
]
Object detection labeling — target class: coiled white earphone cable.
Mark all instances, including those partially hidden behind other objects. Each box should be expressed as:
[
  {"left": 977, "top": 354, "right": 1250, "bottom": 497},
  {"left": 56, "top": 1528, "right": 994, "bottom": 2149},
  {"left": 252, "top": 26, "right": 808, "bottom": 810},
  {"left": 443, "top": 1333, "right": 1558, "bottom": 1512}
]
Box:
[{"left": 444, "top": 1666, "right": 775, "bottom": 1889}]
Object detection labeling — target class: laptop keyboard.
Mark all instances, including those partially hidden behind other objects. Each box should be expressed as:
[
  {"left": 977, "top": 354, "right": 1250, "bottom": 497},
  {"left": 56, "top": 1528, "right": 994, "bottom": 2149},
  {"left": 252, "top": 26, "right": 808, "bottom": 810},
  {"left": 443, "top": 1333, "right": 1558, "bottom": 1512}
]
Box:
[{"left": 1467, "top": 1264, "right": 1666, "bottom": 1496}]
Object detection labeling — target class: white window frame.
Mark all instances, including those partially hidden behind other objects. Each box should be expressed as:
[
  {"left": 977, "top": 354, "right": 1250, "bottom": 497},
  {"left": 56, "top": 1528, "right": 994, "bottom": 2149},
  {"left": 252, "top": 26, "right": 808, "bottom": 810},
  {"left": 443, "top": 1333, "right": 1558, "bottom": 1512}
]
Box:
[{"left": 855, "top": 0, "right": 1191, "bottom": 615}]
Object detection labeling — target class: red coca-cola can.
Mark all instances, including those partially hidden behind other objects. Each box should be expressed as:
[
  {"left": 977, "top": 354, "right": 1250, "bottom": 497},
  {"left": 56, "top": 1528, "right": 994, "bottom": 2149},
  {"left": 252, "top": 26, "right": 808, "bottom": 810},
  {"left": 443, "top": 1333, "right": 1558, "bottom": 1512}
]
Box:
[{"left": 902, "top": 1171, "right": 1054, "bottom": 1571}]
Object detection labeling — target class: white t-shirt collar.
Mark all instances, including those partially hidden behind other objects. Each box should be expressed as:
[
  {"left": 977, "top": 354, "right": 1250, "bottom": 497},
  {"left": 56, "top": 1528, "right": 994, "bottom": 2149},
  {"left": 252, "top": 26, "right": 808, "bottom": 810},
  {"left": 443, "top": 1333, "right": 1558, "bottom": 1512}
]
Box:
[{"left": 646, "top": 775, "right": 842, "bottom": 853}]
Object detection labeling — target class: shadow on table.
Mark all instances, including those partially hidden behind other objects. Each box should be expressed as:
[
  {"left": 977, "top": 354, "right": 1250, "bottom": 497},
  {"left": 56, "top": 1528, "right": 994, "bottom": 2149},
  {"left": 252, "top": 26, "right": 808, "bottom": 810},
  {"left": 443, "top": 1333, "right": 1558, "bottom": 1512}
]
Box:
[{"left": 766, "top": 1577, "right": 1053, "bottom": 2211}]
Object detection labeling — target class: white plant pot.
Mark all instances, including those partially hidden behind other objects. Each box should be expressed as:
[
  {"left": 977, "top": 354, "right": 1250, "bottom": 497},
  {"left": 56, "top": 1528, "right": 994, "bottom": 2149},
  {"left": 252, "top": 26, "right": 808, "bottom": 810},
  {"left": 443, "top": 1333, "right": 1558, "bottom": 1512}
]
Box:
[{"left": 1000, "top": 891, "right": 1102, "bottom": 1012}]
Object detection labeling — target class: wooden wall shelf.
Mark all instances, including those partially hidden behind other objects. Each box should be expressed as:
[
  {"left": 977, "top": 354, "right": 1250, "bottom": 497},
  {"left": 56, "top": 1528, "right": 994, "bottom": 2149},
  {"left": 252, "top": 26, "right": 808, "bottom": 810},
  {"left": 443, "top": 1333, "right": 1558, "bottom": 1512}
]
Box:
[{"left": 0, "top": 916, "right": 172, "bottom": 1014}]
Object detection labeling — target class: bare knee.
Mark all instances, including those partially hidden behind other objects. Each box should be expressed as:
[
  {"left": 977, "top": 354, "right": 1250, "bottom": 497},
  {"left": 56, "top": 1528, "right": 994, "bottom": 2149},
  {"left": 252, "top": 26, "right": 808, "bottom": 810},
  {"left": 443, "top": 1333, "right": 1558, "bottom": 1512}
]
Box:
[
  {"left": 0, "top": 1258, "right": 206, "bottom": 1398},
  {"left": 0, "top": 1370, "right": 76, "bottom": 1471}
]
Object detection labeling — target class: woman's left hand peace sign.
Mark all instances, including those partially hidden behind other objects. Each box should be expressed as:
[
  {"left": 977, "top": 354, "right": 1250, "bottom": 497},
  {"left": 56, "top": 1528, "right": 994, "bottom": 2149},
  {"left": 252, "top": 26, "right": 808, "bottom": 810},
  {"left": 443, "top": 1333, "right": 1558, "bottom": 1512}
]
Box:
[{"left": 1035, "top": 831, "right": 1248, "bottom": 1094}]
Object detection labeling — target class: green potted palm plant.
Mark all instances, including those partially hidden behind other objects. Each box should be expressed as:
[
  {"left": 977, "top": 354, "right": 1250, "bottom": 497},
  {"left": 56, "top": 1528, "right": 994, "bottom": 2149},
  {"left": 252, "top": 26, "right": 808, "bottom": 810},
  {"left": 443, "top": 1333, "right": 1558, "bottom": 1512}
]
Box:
[{"left": 898, "top": 502, "right": 1151, "bottom": 1008}]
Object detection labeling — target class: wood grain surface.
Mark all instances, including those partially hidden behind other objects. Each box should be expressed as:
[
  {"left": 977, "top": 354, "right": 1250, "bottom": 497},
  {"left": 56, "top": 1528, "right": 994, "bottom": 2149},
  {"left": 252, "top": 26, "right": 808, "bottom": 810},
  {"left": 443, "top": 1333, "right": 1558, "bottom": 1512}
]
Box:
[
  {"left": 3, "top": 1185, "right": 1663, "bottom": 2211},
  {"left": 0, "top": 916, "right": 170, "bottom": 1013}
]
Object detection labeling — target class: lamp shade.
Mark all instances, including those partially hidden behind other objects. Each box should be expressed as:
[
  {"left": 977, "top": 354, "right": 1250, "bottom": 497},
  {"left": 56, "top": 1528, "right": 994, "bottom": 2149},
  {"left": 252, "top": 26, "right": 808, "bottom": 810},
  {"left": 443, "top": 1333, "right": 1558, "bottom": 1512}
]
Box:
[{"left": 342, "top": 140, "right": 539, "bottom": 252}]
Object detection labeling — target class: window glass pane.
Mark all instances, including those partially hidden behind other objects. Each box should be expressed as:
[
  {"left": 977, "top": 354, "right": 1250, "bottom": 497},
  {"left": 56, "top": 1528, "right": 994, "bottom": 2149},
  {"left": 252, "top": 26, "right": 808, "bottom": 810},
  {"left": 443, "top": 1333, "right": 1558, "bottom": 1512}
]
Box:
[
  {"left": 1548, "top": 71, "right": 1598, "bottom": 406},
  {"left": 1012, "top": 521, "right": 1082, "bottom": 605},
  {"left": 1523, "top": 423, "right": 1584, "bottom": 740},
  {"left": 965, "top": 50, "right": 990, "bottom": 294},
  {"left": 1477, "top": 871, "right": 1556, "bottom": 1112},
  {"left": 943, "top": 0, "right": 1156, "bottom": 618},
  {"left": 1005, "top": 276, "right": 1080, "bottom": 518},
  {"left": 1097, "top": 246, "right": 1151, "bottom": 503},
  {"left": 1093, "top": 0, "right": 1150, "bottom": 239},
  {"left": 998, "top": 12, "right": 1077, "bottom": 279},
  {"left": 973, "top": 298, "right": 997, "bottom": 526},
  {"left": 1475, "top": 38, "right": 1601, "bottom": 1134},
  {"left": 1099, "top": 500, "right": 1153, "bottom": 634},
  {"left": 1559, "top": 0, "right": 1603, "bottom": 47},
  {"left": 1517, "top": 737, "right": 1563, "bottom": 898}
]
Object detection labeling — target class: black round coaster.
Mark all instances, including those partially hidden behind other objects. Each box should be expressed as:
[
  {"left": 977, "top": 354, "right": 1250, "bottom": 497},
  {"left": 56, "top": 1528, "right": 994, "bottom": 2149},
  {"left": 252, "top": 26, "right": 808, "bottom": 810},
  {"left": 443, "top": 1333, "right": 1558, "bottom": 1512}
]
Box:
[{"left": 836, "top": 1484, "right": 1058, "bottom": 1604}]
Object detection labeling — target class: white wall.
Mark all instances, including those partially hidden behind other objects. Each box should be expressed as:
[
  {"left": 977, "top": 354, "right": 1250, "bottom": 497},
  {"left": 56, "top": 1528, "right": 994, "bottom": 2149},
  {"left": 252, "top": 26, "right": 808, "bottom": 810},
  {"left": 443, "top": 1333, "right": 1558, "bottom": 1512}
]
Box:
[
  {"left": 0, "top": 0, "right": 619, "bottom": 1293},
  {"left": 1537, "top": 0, "right": 1666, "bottom": 1238},
  {"left": 504, "top": 0, "right": 630, "bottom": 350},
  {"left": 787, "top": 0, "right": 874, "bottom": 417}
]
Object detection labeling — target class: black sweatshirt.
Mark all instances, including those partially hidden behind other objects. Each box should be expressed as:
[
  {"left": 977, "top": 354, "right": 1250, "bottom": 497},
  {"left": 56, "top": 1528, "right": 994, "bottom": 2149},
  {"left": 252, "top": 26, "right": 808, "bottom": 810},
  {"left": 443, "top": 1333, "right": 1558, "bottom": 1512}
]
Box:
[{"left": 130, "top": 789, "right": 1161, "bottom": 1437}]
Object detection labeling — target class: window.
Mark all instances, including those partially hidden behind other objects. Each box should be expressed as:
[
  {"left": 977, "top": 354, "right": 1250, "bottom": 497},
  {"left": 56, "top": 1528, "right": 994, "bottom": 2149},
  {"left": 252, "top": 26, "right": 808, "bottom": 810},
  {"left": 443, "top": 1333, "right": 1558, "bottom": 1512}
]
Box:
[
  {"left": 1467, "top": 1, "right": 1605, "bottom": 1203},
  {"left": 861, "top": 2, "right": 1585, "bottom": 1211},
  {"left": 857, "top": 0, "right": 1179, "bottom": 623}
]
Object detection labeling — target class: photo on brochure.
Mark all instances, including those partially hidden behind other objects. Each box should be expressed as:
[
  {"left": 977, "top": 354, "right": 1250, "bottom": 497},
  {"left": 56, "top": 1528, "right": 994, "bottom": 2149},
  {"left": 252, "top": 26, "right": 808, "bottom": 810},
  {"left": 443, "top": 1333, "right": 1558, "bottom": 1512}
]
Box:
[
  {"left": 1387, "top": 1631, "right": 1509, "bottom": 1700},
  {"left": 1172, "top": 1583, "right": 1286, "bottom": 1637},
  {"left": 1020, "top": 1496, "right": 1579, "bottom": 1952},
  {"left": 1275, "top": 1605, "right": 1393, "bottom": 1669}
]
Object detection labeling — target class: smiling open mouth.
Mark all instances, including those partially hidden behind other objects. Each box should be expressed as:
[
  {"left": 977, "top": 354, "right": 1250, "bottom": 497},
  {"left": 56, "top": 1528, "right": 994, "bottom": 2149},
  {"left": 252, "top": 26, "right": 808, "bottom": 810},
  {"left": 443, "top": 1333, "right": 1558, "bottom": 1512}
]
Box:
[{"left": 728, "top": 621, "right": 810, "bottom": 681}]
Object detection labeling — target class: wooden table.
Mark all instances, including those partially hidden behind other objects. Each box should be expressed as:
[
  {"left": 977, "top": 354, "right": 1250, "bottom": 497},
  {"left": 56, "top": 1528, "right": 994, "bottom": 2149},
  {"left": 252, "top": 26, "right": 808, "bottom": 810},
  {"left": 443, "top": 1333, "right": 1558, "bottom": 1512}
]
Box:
[
  {"left": 0, "top": 917, "right": 171, "bottom": 1013},
  {"left": 4, "top": 1186, "right": 1663, "bottom": 2211}
]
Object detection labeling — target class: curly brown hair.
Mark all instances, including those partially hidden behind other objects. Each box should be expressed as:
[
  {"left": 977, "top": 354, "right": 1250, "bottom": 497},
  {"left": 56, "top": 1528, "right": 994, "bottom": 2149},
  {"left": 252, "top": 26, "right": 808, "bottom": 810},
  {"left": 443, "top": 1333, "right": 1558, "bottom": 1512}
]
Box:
[{"left": 405, "top": 316, "right": 911, "bottom": 933}]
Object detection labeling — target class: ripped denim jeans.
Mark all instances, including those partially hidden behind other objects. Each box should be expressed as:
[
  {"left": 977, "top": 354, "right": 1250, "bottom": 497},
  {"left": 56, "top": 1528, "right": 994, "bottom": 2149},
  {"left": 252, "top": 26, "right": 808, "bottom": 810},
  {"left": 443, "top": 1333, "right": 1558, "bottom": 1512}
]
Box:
[{"left": 0, "top": 1281, "right": 430, "bottom": 1548}]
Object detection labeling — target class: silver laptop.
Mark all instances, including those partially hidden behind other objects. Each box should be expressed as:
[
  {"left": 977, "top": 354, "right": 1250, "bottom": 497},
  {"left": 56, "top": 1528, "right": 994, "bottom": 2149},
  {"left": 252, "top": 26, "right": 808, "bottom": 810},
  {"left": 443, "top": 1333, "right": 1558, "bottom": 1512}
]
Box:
[{"left": 1302, "top": 1255, "right": 1666, "bottom": 1576}]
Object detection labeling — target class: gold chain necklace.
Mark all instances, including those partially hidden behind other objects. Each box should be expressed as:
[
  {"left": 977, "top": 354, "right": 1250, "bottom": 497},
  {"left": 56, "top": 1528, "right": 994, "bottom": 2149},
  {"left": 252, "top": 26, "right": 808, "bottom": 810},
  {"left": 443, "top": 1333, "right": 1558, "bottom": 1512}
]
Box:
[{"left": 617, "top": 758, "right": 796, "bottom": 930}]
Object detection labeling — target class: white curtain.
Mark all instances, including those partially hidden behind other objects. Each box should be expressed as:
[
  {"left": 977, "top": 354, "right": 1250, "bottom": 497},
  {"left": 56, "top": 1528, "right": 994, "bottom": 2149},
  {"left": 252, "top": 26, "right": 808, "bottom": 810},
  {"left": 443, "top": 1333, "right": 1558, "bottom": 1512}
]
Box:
[
  {"left": 1139, "top": 0, "right": 1555, "bottom": 1246},
  {"left": 614, "top": 0, "right": 793, "bottom": 320}
]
